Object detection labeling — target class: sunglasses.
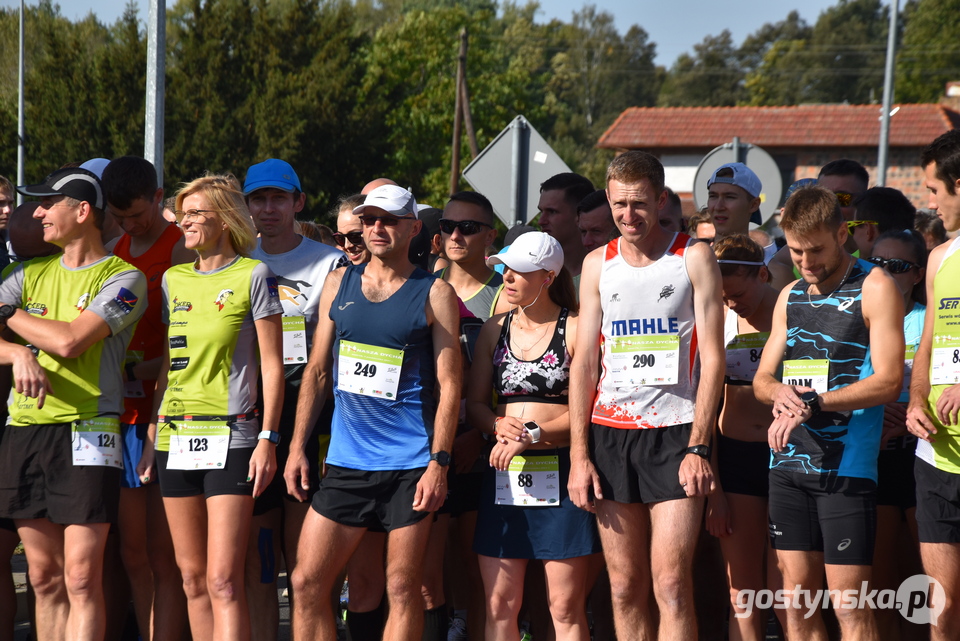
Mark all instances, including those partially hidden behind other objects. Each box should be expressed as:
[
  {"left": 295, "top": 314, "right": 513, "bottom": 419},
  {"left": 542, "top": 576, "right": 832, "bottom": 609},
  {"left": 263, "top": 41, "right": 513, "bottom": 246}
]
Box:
[
  {"left": 865, "top": 256, "right": 919, "bottom": 274},
  {"left": 834, "top": 191, "right": 858, "bottom": 207},
  {"left": 846, "top": 220, "right": 877, "bottom": 234},
  {"left": 359, "top": 214, "right": 414, "bottom": 227},
  {"left": 332, "top": 231, "right": 364, "bottom": 247},
  {"left": 438, "top": 219, "right": 492, "bottom": 236}
]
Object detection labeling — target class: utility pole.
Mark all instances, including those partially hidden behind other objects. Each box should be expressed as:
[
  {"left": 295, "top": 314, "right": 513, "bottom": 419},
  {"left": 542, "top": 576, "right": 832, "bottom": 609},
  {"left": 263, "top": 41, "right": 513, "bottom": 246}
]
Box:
[
  {"left": 17, "top": 0, "right": 25, "bottom": 203},
  {"left": 145, "top": 0, "right": 166, "bottom": 187},
  {"left": 877, "top": 0, "right": 899, "bottom": 186},
  {"left": 450, "top": 28, "right": 480, "bottom": 195},
  {"left": 450, "top": 28, "right": 466, "bottom": 196}
]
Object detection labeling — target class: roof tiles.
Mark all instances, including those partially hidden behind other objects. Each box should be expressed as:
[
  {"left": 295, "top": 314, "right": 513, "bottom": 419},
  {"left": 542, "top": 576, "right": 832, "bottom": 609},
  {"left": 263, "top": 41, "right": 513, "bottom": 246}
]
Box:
[{"left": 597, "top": 104, "right": 960, "bottom": 150}]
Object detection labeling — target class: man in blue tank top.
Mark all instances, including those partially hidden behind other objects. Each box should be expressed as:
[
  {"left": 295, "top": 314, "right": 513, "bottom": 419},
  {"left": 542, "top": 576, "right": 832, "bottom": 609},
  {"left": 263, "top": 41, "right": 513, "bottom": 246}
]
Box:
[
  {"left": 284, "top": 184, "right": 461, "bottom": 641},
  {"left": 754, "top": 185, "right": 904, "bottom": 639}
]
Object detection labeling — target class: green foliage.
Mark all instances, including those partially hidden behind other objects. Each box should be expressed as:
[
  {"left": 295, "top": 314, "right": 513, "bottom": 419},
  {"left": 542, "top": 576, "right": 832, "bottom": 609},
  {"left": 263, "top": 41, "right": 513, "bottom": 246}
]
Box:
[
  {"left": 898, "top": 0, "right": 960, "bottom": 103},
  {"left": 658, "top": 31, "right": 745, "bottom": 107},
  {"left": 742, "top": 0, "right": 890, "bottom": 105},
  {"left": 801, "top": 0, "right": 890, "bottom": 104},
  {"left": 0, "top": 0, "right": 955, "bottom": 211}
]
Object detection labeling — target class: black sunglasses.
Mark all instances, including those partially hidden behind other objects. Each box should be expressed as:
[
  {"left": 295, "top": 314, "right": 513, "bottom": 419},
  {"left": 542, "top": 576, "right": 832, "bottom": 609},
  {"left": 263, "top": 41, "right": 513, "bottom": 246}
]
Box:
[
  {"left": 438, "top": 219, "right": 492, "bottom": 236},
  {"left": 332, "top": 231, "right": 364, "bottom": 247},
  {"left": 865, "top": 256, "right": 919, "bottom": 274}
]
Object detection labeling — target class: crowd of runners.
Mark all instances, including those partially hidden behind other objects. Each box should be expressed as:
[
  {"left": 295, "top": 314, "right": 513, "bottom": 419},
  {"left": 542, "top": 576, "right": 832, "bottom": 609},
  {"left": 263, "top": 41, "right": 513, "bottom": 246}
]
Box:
[{"left": 0, "top": 129, "right": 959, "bottom": 641}]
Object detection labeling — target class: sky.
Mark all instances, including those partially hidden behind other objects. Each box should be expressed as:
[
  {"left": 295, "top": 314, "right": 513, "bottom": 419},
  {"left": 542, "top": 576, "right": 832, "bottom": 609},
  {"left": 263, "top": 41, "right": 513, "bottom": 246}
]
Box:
[{"left": 1, "top": 0, "right": 846, "bottom": 66}]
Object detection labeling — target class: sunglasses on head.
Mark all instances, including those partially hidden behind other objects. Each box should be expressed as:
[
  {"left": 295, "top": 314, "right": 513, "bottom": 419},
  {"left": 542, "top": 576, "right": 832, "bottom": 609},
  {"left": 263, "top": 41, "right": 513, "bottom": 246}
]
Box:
[
  {"left": 865, "top": 256, "right": 919, "bottom": 274},
  {"left": 332, "top": 231, "right": 364, "bottom": 247},
  {"left": 438, "top": 219, "right": 492, "bottom": 236},
  {"left": 359, "top": 214, "right": 414, "bottom": 227},
  {"left": 846, "top": 219, "right": 877, "bottom": 235},
  {"left": 834, "top": 191, "right": 857, "bottom": 207}
]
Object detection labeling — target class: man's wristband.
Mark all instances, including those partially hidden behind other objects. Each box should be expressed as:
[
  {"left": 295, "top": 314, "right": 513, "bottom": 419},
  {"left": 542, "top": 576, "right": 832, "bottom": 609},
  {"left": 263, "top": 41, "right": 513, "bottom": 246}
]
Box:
[{"left": 685, "top": 444, "right": 711, "bottom": 459}]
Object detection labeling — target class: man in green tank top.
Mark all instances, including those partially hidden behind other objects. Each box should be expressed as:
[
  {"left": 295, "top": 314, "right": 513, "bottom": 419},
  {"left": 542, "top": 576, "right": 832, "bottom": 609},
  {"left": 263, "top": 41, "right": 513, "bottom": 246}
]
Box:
[{"left": 908, "top": 130, "right": 960, "bottom": 638}]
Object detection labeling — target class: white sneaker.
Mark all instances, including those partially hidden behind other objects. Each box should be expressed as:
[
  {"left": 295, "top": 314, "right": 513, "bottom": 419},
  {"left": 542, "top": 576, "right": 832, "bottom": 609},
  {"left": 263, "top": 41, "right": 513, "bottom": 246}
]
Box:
[{"left": 447, "top": 616, "right": 468, "bottom": 641}]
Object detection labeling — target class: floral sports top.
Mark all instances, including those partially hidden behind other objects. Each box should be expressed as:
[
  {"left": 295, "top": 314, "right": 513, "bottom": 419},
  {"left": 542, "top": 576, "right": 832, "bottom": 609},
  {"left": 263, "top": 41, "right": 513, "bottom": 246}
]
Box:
[{"left": 493, "top": 308, "right": 571, "bottom": 405}]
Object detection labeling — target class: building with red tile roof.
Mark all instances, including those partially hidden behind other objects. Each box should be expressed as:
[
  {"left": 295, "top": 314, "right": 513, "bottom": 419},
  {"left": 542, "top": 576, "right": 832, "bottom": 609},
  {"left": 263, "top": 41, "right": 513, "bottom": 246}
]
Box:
[{"left": 597, "top": 98, "right": 960, "bottom": 211}]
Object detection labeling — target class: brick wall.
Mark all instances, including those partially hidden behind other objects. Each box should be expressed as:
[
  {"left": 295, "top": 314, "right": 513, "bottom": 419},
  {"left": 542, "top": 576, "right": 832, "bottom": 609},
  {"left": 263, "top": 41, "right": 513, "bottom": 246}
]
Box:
[{"left": 795, "top": 147, "right": 928, "bottom": 208}]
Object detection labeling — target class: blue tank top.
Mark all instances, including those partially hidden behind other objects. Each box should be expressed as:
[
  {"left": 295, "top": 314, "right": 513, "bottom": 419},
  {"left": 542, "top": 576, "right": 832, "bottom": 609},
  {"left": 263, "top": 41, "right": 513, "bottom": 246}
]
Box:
[
  {"left": 772, "top": 259, "right": 881, "bottom": 481},
  {"left": 327, "top": 265, "right": 437, "bottom": 470}
]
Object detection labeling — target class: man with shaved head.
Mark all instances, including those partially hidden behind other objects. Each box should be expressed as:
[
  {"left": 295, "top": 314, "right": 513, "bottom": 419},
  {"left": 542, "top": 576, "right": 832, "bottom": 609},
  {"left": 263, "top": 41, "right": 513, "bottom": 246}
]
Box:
[{"left": 362, "top": 178, "right": 398, "bottom": 195}]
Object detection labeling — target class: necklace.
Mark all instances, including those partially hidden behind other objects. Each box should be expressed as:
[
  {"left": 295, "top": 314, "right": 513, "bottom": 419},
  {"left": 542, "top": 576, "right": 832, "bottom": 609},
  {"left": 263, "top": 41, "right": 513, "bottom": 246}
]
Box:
[
  {"left": 807, "top": 258, "right": 854, "bottom": 309},
  {"left": 511, "top": 310, "right": 553, "bottom": 355}
]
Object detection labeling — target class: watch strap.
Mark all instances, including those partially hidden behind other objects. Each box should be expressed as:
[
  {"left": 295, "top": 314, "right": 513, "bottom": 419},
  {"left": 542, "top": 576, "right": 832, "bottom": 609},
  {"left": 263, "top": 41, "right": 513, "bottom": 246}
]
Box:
[
  {"left": 685, "top": 444, "right": 711, "bottom": 459},
  {"left": 257, "top": 430, "right": 280, "bottom": 444}
]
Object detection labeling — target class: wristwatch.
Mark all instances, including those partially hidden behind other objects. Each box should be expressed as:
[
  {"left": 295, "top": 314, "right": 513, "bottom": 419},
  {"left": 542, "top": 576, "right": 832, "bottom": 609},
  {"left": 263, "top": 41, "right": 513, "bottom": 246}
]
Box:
[
  {"left": 685, "top": 444, "right": 711, "bottom": 459},
  {"left": 523, "top": 421, "right": 542, "bottom": 444},
  {"left": 800, "top": 391, "right": 822, "bottom": 416},
  {"left": 0, "top": 304, "right": 16, "bottom": 326},
  {"left": 257, "top": 430, "right": 280, "bottom": 445},
  {"left": 430, "top": 451, "right": 451, "bottom": 466}
]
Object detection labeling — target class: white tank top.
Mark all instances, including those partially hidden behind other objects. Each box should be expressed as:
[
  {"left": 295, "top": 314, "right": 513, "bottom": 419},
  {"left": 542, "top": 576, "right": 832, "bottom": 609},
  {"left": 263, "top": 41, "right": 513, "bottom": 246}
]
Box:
[{"left": 592, "top": 234, "right": 698, "bottom": 429}]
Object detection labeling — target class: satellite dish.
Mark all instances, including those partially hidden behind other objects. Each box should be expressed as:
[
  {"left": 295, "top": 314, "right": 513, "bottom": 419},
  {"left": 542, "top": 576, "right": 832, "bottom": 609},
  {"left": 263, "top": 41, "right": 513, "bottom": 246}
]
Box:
[{"left": 692, "top": 140, "right": 783, "bottom": 227}]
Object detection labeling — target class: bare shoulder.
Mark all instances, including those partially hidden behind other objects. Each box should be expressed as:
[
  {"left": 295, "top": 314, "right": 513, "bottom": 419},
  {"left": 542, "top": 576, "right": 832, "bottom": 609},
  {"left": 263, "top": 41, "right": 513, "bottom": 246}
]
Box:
[
  {"left": 429, "top": 276, "right": 458, "bottom": 305},
  {"left": 862, "top": 263, "right": 902, "bottom": 304},
  {"left": 426, "top": 277, "right": 459, "bottom": 325},
  {"left": 323, "top": 265, "right": 347, "bottom": 290}
]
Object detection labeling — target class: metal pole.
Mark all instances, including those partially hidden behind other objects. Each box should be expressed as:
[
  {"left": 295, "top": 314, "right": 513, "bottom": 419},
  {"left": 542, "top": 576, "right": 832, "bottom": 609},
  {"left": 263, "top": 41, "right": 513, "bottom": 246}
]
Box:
[
  {"left": 732, "top": 136, "right": 741, "bottom": 163},
  {"left": 877, "top": 0, "right": 899, "bottom": 187},
  {"left": 510, "top": 116, "right": 528, "bottom": 226},
  {"left": 17, "top": 0, "right": 25, "bottom": 203},
  {"left": 145, "top": 0, "right": 166, "bottom": 187}
]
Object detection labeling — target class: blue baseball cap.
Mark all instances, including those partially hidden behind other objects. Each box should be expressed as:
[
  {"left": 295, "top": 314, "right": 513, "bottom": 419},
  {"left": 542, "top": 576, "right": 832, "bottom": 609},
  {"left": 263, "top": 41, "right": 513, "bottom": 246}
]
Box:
[{"left": 243, "top": 159, "right": 301, "bottom": 195}]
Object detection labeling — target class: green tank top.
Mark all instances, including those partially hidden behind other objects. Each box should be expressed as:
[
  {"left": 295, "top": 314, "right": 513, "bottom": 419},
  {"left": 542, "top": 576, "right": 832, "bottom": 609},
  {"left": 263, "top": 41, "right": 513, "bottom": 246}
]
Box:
[{"left": 924, "top": 238, "right": 960, "bottom": 473}]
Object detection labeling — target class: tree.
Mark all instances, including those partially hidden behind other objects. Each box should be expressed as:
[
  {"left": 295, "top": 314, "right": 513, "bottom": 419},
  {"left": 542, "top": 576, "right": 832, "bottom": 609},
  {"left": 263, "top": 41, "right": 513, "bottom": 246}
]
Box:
[
  {"left": 359, "top": 4, "right": 552, "bottom": 206},
  {"left": 164, "top": 0, "right": 382, "bottom": 216},
  {"left": 657, "top": 30, "right": 744, "bottom": 107},
  {"left": 800, "top": 0, "right": 890, "bottom": 104},
  {"left": 897, "top": 0, "right": 960, "bottom": 103}
]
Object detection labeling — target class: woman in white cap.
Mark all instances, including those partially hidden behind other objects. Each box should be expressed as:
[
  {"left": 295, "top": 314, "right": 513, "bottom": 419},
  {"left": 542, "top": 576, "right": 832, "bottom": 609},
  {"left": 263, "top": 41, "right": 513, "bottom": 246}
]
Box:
[{"left": 466, "top": 231, "right": 600, "bottom": 640}]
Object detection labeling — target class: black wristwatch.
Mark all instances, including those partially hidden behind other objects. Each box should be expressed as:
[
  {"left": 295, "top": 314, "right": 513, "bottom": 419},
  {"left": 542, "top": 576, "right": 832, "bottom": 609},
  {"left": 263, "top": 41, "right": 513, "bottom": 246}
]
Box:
[
  {"left": 685, "top": 444, "right": 711, "bottom": 459},
  {"left": 800, "top": 391, "right": 822, "bottom": 416},
  {"left": 0, "top": 304, "right": 16, "bottom": 325},
  {"left": 430, "top": 451, "right": 451, "bottom": 467}
]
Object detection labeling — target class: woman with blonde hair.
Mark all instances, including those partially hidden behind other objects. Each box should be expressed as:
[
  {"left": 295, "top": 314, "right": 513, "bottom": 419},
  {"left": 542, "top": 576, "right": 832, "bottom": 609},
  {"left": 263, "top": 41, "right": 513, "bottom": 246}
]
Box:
[{"left": 138, "top": 173, "right": 284, "bottom": 641}]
